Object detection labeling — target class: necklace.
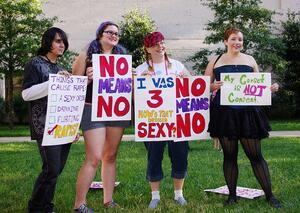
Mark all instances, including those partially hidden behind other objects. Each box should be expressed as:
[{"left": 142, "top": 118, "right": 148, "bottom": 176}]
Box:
[{"left": 44, "top": 55, "right": 56, "bottom": 64}]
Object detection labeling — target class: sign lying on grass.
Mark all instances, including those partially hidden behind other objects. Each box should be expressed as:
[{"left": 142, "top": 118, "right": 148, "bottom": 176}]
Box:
[
  {"left": 42, "top": 74, "right": 87, "bottom": 146},
  {"left": 92, "top": 54, "right": 132, "bottom": 121},
  {"left": 204, "top": 185, "right": 265, "bottom": 199},
  {"left": 221, "top": 73, "right": 271, "bottom": 105},
  {"left": 134, "top": 76, "right": 210, "bottom": 142}
]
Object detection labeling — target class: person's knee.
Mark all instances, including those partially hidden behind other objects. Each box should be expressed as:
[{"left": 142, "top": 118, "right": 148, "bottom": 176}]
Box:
[
  {"left": 86, "top": 154, "right": 102, "bottom": 168},
  {"left": 45, "top": 165, "right": 61, "bottom": 180},
  {"left": 102, "top": 151, "right": 117, "bottom": 164}
]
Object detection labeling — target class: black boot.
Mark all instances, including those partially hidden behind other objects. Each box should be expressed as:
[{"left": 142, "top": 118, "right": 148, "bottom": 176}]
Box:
[
  {"left": 224, "top": 195, "right": 238, "bottom": 206},
  {"left": 267, "top": 196, "right": 282, "bottom": 209}
]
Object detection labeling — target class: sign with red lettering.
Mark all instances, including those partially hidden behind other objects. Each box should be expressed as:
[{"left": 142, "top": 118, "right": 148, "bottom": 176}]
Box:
[
  {"left": 43, "top": 74, "right": 87, "bottom": 146},
  {"left": 134, "top": 76, "right": 176, "bottom": 141},
  {"left": 134, "top": 76, "right": 210, "bottom": 142},
  {"left": 176, "top": 76, "right": 210, "bottom": 141},
  {"left": 221, "top": 73, "right": 271, "bottom": 105},
  {"left": 92, "top": 54, "right": 132, "bottom": 121}
]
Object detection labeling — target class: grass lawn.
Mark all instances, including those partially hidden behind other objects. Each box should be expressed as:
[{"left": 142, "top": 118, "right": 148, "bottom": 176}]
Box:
[
  {"left": 0, "top": 119, "right": 300, "bottom": 137},
  {"left": 0, "top": 137, "right": 299, "bottom": 212}
]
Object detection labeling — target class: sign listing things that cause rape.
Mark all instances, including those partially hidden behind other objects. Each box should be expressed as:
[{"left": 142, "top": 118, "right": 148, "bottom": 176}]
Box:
[
  {"left": 220, "top": 73, "right": 271, "bottom": 105},
  {"left": 42, "top": 74, "right": 87, "bottom": 146},
  {"left": 92, "top": 54, "right": 132, "bottom": 121},
  {"left": 134, "top": 76, "right": 210, "bottom": 142}
]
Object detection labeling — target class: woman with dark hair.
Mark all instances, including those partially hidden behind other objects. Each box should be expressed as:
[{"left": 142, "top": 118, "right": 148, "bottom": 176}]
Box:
[
  {"left": 73, "top": 21, "right": 129, "bottom": 212},
  {"left": 22, "top": 27, "right": 76, "bottom": 213},
  {"left": 135, "top": 32, "right": 190, "bottom": 209},
  {"left": 205, "top": 27, "right": 281, "bottom": 208}
]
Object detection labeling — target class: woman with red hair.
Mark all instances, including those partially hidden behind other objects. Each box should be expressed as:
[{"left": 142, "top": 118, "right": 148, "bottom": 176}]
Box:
[
  {"left": 135, "top": 31, "right": 190, "bottom": 209},
  {"left": 205, "top": 27, "right": 281, "bottom": 208}
]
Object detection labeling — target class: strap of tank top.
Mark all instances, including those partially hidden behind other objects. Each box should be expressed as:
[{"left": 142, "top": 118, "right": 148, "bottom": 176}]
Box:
[{"left": 213, "top": 54, "right": 223, "bottom": 68}]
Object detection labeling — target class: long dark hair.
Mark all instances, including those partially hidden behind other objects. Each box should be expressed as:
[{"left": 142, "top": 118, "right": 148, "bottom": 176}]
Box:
[
  {"left": 86, "top": 21, "right": 126, "bottom": 66},
  {"left": 37, "top": 27, "right": 69, "bottom": 56}
]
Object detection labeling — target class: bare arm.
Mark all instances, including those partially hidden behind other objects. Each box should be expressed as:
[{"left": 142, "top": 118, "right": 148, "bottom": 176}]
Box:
[
  {"left": 72, "top": 51, "right": 93, "bottom": 84},
  {"left": 72, "top": 52, "right": 87, "bottom": 76}
]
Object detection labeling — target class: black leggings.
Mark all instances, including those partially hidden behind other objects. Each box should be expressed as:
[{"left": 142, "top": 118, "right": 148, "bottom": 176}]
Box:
[{"left": 219, "top": 137, "right": 273, "bottom": 199}]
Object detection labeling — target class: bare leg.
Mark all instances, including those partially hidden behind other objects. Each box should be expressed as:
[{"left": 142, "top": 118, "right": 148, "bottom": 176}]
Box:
[
  {"left": 173, "top": 178, "right": 184, "bottom": 190},
  {"left": 101, "top": 127, "right": 124, "bottom": 204},
  {"left": 150, "top": 181, "right": 160, "bottom": 192},
  {"left": 74, "top": 128, "right": 106, "bottom": 208}
]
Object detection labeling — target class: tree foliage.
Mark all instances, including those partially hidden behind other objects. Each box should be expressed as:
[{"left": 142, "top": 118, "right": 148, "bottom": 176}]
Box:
[
  {"left": 0, "top": 0, "right": 56, "bottom": 126},
  {"left": 119, "top": 9, "right": 156, "bottom": 68},
  {"left": 281, "top": 11, "right": 300, "bottom": 117},
  {"left": 187, "top": 0, "right": 286, "bottom": 74}
]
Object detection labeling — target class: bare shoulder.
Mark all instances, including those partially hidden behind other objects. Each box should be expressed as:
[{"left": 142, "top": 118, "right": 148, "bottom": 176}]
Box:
[{"left": 241, "top": 53, "right": 256, "bottom": 62}]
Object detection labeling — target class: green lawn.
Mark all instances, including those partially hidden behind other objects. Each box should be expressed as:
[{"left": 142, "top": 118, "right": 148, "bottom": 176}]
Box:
[
  {"left": 0, "top": 138, "right": 299, "bottom": 212},
  {"left": 0, "top": 119, "right": 300, "bottom": 137}
]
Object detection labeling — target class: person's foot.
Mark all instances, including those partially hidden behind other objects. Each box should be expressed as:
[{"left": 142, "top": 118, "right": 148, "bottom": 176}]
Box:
[
  {"left": 148, "top": 199, "right": 160, "bottom": 209},
  {"left": 104, "top": 200, "right": 119, "bottom": 208},
  {"left": 74, "top": 204, "right": 94, "bottom": 213},
  {"left": 224, "top": 196, "right": 238, "bottom": 206},
  {"left": 267, "top": 196, "right": 282, "bottom": 209},
  {"left": 175, "top": 197, "right": 187, "bottom": 206}
]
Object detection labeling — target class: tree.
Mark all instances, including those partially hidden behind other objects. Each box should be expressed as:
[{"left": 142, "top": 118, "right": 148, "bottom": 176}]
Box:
[
  {"left": 187, "top": 0, "right": 286, "bottom": 75},
  {"left": 119, "top": 9, "right": 156, "bottom": 68},
  {"left": 0, "top": 0, "right": 55, "bottom": 127},
  {"left": 281, "top": 12, "right": 300, "bottom": 117}
]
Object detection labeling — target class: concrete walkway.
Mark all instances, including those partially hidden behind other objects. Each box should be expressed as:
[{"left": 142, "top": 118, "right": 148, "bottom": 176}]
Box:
[{"left": 0, "top": 131, "right": 299, "bottom": 143}]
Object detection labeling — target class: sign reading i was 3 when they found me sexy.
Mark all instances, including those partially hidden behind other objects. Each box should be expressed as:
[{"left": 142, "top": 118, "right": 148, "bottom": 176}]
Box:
[
  {"left": 92, "top": 54, "right": 132, "bottom": 121},
  {"left": 220, "top": 73, "right": 271, "bottom": 105},
  {"left": 134, "top": 76, "right": 210, "bottom": 142},
  {"left": 42, "top": 74, "right": 87, "bottom": 146}
]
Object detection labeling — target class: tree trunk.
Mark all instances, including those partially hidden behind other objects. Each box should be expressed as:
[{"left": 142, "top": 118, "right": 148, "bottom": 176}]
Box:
[{"left": 5, "top": 65, "right": 14, "bottom": 129}]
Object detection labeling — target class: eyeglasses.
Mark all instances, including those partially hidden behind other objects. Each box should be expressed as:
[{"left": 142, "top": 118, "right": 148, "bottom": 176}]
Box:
[{"left": 103, "top": 31, "right": 120, "bottom": 37}]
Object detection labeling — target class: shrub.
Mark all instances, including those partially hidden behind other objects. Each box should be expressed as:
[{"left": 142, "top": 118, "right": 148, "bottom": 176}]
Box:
[{"left": 119, "top": 9, "right": 156, "bottom": 68}]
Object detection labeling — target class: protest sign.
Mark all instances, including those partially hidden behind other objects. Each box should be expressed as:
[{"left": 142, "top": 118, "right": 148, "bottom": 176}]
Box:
[
  {"left": 42, "top": 74, "right": 87, "bottom": 146},
  {"left": 134, "top": 76, "right": 176, "bottom": 142},
  {"left": 134, "top": 76, "right": 210, "bottom": 142},
  {"left": 176, "top": 76, "right": 210, "bottom": 141},
  {"left": 221, "top": 73, "right": 271, "bottom": 105},
  {"left": 92, "top": 54, "right": 132, "bottom": 121}
]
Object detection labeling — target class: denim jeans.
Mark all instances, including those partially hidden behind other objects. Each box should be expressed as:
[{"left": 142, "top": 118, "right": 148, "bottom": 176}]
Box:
[
  {"left": 144, "top": 141, "right": 189, "bottom": 182},
  {"left": 28, "top": 139, "right": 71, "bottom": 213}
]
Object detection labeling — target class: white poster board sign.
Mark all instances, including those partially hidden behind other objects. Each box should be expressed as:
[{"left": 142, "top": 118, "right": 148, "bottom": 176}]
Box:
[
  {"left": 42, "top": 74, "right": 87, "bottom": 146},
  {"left": 134, "top": 76, "right": 176, "bottom": 142},
  {"left": 92, "top": 54, "right": 132, "bottom": 121},
  {"left": 221, "top": 73, "right": 271, "bottom": 105},
  {"left": 134, "top": 76, "right": 210, "bottom": 142},
  {"left": 176, "top": 76, "right": 210, "bottom": 141},
  {"left": 204, "top": 185, "right": 265, "bottom": 199}
]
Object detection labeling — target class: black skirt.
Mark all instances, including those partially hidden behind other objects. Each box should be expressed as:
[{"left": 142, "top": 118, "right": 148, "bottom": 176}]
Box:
[{"left": 208, "top": 103, "right": 271, "bottom": 140}]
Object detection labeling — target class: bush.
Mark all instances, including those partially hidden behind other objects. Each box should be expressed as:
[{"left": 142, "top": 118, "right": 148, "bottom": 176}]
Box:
[
  {"left": 119, "top": 9, "right": 156, "bottom": 68},
  {"left": 267, "top": 90, "right": 296, "bottom": 119},
  {"left": 58, "top": 50, "right": 79, "bottom": 72},
  {"left": 281, "top": 11, "right": 300, "bottom": 118},
  {"left": 13, "top": 93, "right": 29, "bottom": 124}
]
